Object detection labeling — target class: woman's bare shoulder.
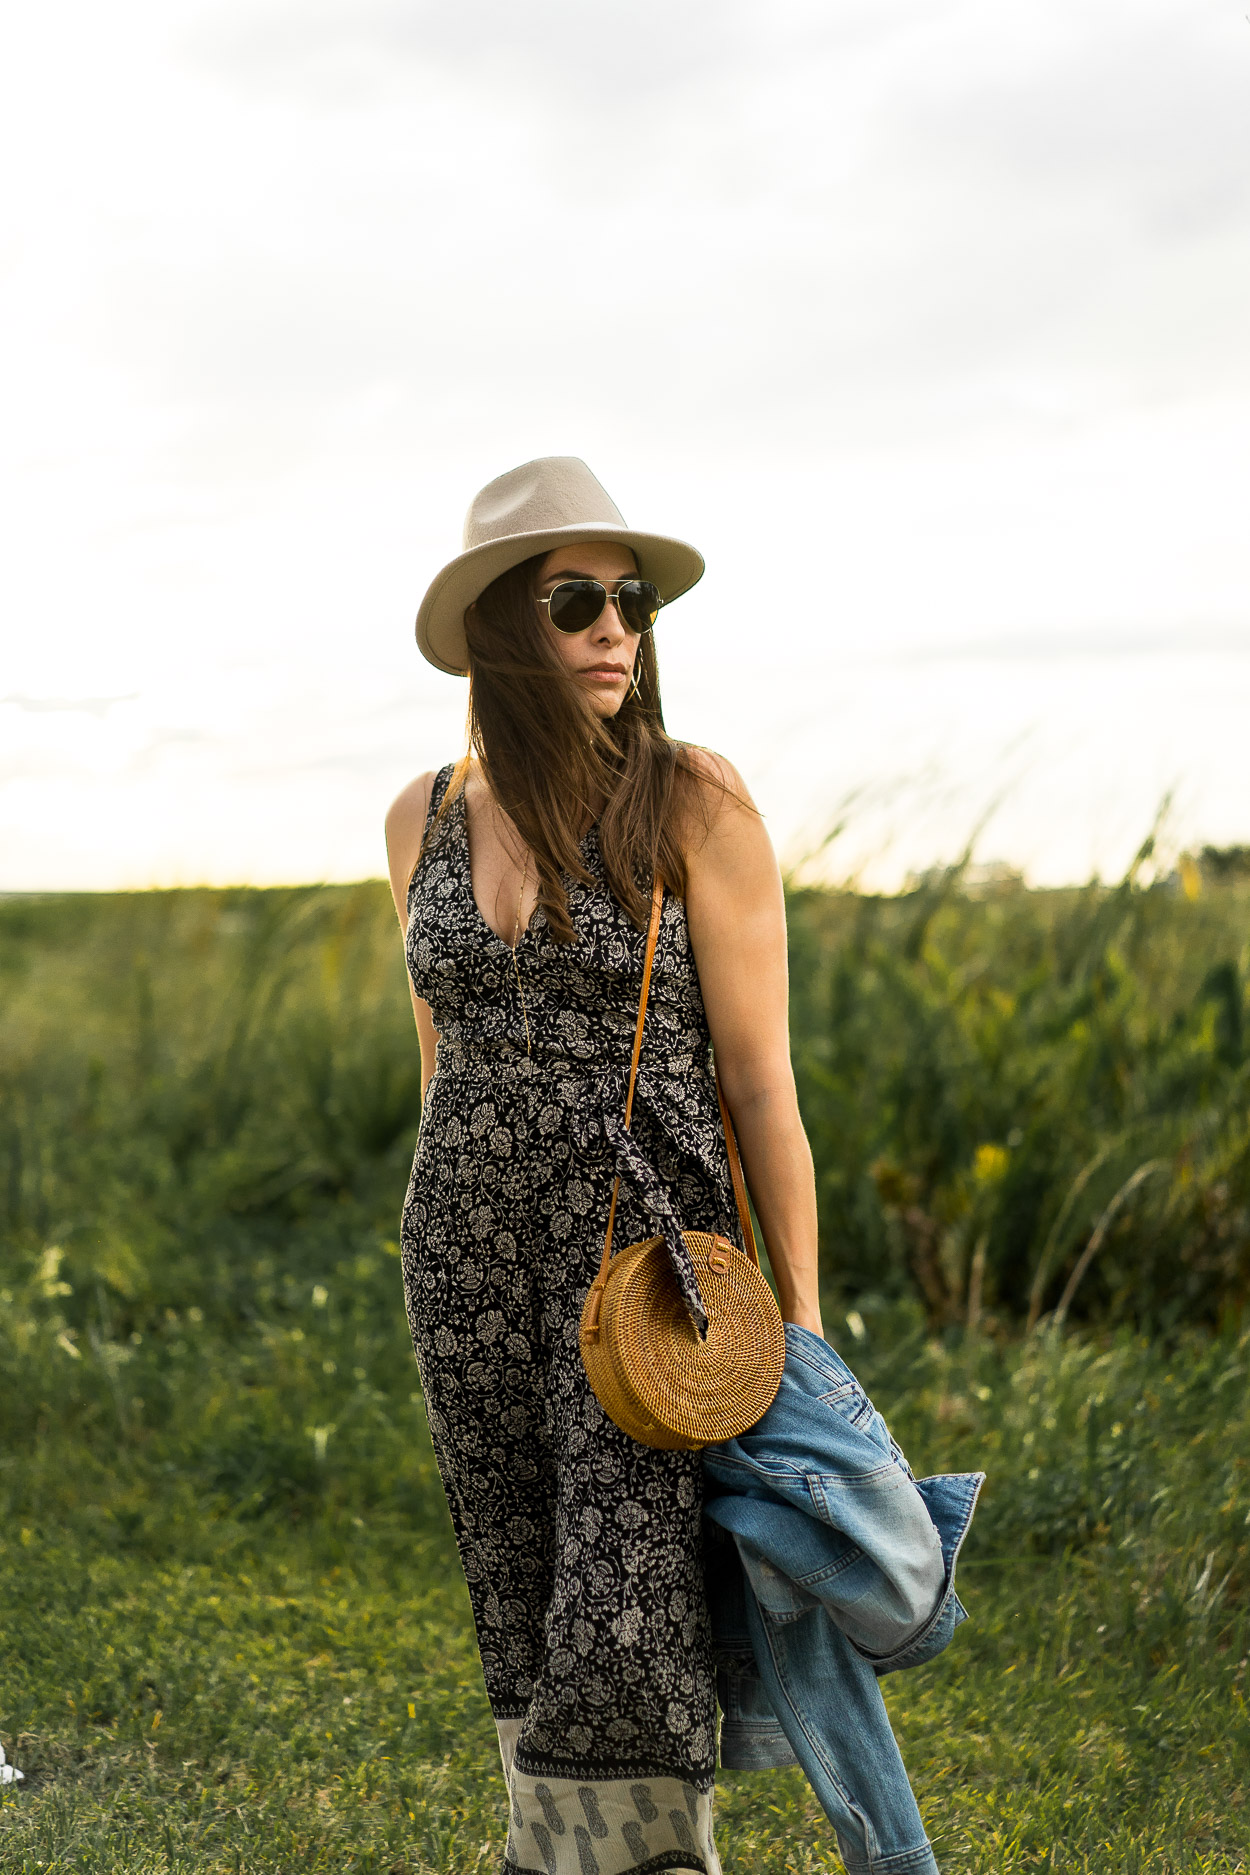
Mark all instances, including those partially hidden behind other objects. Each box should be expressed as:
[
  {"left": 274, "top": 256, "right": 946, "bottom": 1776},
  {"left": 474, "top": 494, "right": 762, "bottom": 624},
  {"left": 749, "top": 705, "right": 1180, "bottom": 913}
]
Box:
[
  {"left": 384, "top": 770, "right": 441, "bottom": 921},
  {"left": 682, "top": 744, "right": 748, "bottom": 795},
  {"left": 679, "top": 745, "right": 760, "bottom": 839},
  {"left": 679, "top": 745, "right": 777, "bottom": 895},
  {"left": 385, "top": 769, "right": 440, "bottom": 843}
]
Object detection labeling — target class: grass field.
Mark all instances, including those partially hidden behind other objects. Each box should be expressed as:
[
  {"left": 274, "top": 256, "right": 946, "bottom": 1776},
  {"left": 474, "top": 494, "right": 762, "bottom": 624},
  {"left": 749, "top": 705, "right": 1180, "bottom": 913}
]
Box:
[{"left": 3, "top": 875, "right": 1249, "bottom": 1871}]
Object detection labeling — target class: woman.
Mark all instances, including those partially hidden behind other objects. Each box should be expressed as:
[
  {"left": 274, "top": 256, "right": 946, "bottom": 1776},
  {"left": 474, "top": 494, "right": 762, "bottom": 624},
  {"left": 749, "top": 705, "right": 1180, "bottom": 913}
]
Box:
[{"left": 385, "top": 457, "right": 822, "bottom": 1875}]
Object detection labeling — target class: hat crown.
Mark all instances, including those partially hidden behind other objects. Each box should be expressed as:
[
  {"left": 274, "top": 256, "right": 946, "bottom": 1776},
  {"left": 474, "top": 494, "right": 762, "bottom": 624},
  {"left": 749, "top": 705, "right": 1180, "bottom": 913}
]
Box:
[{"left": 463, "top": 456, "right": 627, "bottom": 551}]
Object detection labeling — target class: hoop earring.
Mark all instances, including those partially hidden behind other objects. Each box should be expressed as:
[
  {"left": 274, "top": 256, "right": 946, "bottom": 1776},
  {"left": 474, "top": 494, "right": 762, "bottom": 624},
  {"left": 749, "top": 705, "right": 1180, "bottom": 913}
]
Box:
[{"left": 629, "top": 661, "right": 644, "bottom": 703}]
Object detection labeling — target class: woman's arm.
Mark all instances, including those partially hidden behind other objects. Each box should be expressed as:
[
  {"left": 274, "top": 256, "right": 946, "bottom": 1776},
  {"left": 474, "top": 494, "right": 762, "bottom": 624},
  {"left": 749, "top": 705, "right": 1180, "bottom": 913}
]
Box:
[
  {"left": 683, "top": 754, "right": 823, "bottom": 1337},
  {"left": 384, "top": 772, "right": 440, "bottom": 1101}
]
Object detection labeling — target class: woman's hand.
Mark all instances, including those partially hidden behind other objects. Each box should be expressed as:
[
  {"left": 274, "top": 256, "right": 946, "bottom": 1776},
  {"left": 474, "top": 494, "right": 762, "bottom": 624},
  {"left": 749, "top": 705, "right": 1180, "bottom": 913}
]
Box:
[{"left": 682, "top": 752, "right": 824, "bottom": 1339}]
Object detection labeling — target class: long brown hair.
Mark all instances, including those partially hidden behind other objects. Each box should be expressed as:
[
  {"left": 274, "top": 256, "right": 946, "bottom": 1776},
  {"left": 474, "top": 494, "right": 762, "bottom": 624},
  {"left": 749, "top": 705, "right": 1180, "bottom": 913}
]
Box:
[{"left": 425, "top": 553, "right": 732, "bottom": 942}]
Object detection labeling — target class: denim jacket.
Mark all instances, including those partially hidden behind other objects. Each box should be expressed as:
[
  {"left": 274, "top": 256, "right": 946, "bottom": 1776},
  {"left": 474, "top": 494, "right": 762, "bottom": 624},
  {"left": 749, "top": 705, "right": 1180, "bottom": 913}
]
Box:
[{"left": 703, "top": 1324, "right": 984, "bottom": 1875}]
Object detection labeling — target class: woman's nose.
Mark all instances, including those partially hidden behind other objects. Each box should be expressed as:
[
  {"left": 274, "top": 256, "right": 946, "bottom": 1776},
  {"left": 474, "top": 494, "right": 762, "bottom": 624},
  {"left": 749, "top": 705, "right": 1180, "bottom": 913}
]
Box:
[{"left": 592, "top": 603, "right": 629, "bottom": 643}]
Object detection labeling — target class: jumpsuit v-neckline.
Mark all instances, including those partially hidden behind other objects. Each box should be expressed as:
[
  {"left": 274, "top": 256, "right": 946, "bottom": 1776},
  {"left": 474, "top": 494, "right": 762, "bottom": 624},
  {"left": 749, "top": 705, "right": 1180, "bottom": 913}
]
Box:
[{"left": 401, "top": 767, "right": 742, "bottom": 1875}]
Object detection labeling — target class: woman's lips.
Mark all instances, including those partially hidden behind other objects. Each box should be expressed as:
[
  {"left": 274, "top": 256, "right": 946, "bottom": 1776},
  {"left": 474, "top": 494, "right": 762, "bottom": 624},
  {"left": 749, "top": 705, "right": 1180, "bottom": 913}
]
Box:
[{"left": 581, "top": 668, "right": 627, "bottom": 682}]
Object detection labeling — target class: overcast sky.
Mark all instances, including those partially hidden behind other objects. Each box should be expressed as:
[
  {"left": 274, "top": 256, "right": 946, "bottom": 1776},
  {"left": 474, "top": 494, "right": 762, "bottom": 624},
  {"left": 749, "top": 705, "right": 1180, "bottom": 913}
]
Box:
[{"left": 3, "top": 0, "right": 1248, "bottom": 890}]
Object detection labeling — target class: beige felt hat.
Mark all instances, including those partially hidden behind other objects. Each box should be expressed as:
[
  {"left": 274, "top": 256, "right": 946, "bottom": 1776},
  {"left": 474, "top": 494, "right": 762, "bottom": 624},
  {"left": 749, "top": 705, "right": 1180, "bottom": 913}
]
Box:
[{"left": 415, "top": 455, "right": 705, "bottom": 675}]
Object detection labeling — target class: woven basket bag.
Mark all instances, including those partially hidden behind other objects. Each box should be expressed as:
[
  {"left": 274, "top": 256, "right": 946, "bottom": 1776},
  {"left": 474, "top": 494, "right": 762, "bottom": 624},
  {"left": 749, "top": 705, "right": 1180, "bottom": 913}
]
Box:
[{"left": 579, "top": 879, "right": 785, "bottom": 1450}]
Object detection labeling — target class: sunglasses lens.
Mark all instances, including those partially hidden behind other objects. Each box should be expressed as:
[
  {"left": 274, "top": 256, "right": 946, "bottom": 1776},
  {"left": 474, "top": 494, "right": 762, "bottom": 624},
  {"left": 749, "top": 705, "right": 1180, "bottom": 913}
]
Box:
[
  {"left": 618, "top": 580, "right": 661, "bottom": 634},
  {"left": 547, "top": 580, "right": 606, "bottom": 633}
]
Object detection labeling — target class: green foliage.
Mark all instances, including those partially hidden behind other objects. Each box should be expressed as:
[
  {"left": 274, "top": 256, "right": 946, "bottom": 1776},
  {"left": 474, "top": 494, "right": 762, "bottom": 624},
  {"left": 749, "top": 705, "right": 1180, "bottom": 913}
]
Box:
[
  {"left": 3, "top": 867, "right": 1248, "bottom": 1343},
  {"left": 786, "top": 866, "right": 1250, "bottom": 1332},
  {"left": 3, "top": 874, "right": 1250, "bottom": 1868},
  {"left": 0, "top": 885, "right": 421, "bottom": 1338}
]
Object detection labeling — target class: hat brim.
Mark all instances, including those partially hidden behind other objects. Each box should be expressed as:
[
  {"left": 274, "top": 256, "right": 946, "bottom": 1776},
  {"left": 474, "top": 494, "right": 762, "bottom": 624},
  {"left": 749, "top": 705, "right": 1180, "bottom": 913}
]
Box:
[{"left": 415, "top": 525, "right": 705, "bottom": 676}]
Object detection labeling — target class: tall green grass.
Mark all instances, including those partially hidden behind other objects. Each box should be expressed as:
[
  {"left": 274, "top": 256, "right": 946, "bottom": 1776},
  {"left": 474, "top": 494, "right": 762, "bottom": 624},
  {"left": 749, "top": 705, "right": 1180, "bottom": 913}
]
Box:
[
  {"left": 0, "top": 886, "right": 419, "bottom": 1336},
  {"left": 787, "top": 859, "right": 1250, "bottom": 1333},
  {"left": 3, "top": 863, "right": 1247, "bottom": 1338},
  {"left": 2, "top": 870, "right": 1249, "bottom": 1869}
]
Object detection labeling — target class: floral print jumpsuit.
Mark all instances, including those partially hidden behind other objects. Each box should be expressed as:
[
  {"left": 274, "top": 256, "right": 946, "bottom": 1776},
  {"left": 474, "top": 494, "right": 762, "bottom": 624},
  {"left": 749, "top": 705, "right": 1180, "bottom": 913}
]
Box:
[{"left": 400, "top": 766, "right": 743, "bottom": 1875}]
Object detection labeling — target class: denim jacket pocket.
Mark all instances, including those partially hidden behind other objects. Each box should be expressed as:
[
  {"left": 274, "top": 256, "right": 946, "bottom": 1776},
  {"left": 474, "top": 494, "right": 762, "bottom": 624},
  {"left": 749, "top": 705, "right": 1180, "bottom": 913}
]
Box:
[
  {"left": 819, "top": 1379, "right": 877, "bottom": 1430},
  {"left": 737, "top": 1543, "right": 821, "bottom": 1623},
  {"left": 818, "top": 1383, "right": 900, "bottom": 1473}
]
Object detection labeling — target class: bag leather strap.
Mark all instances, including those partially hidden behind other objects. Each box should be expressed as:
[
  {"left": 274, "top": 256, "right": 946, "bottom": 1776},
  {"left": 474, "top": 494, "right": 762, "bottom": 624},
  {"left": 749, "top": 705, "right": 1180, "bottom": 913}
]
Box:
[
  {"left": 592, "top": 877, "right": 760, "bottom": 1305},
  {"left": 715, "top": 1067, "right": 760, "bottom": 1265}
]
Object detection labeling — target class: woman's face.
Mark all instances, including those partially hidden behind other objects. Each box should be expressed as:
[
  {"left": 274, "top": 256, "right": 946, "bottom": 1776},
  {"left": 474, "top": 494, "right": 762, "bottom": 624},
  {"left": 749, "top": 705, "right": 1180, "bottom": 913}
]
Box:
[{"left": 534, "top": 541, "right": 643, "bottom": 721}]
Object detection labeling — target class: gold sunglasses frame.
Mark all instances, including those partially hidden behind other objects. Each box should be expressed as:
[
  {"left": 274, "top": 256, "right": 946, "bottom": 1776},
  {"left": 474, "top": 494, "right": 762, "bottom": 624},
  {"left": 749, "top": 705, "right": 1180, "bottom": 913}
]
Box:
[{"left": 537, "top": 578, "right": 662, "bottom": 636}]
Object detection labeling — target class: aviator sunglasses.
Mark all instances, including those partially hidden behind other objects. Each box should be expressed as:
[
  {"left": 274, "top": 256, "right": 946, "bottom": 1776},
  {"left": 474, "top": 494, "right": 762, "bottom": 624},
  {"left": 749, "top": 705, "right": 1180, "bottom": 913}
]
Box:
[{"left": 539, "top": 577, "right": 663, "bottom": 636}]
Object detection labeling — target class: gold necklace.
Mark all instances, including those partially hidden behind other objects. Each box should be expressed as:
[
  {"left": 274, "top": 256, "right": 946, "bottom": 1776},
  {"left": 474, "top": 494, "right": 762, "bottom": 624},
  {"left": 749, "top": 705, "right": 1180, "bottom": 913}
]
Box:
[{"left": 511, "top": 852, "right": 532, "bottom": 1057}]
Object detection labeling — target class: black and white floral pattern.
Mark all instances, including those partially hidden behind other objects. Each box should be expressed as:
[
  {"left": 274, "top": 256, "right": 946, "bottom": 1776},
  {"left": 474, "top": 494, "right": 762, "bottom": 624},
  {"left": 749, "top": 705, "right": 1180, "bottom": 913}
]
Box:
[{"left": 400, "top": 768, "right": 740, "bottom": 1873}]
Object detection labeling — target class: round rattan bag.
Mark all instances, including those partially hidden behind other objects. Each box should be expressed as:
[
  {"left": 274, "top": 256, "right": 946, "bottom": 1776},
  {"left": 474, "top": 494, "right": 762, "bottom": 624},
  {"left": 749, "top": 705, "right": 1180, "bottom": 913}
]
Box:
[
  {"left": 580, "top": 1228, "right": 785, "bottom": 1450},
  {"left": 577, "top": 878, "right": 786, "bottom": 1450}
]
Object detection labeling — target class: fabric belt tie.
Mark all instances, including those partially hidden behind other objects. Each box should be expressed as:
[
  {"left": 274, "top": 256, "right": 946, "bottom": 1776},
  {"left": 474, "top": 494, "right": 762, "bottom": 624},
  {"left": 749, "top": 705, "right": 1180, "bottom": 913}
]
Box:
[{"left": 577, "top": 1069, "right": 712, "bottom": 1339}]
